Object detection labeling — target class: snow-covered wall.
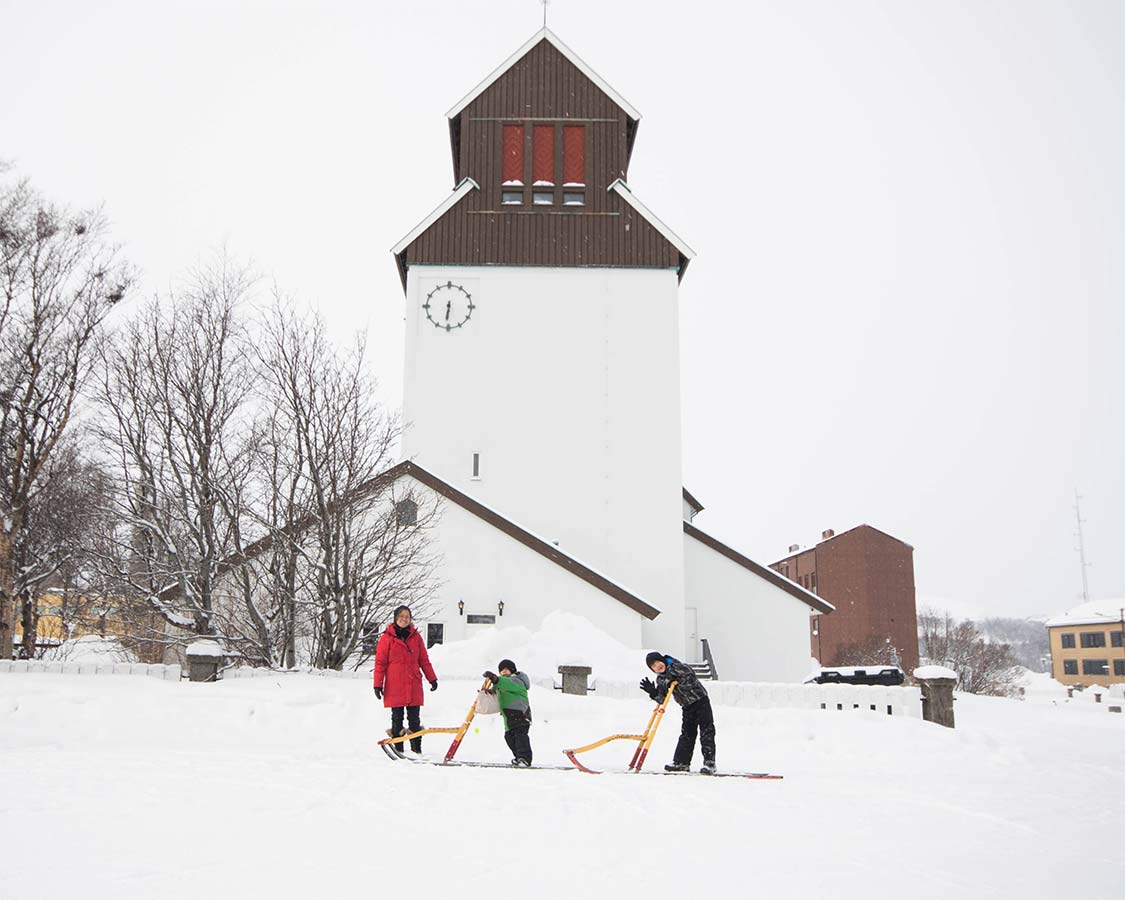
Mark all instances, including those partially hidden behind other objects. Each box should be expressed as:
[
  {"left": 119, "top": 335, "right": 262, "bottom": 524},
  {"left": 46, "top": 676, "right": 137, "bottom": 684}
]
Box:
[
  {"left": 404, "top": 474, "right": 648, "bottom": 650},
  {"left": 402, "top": 265, "right": 684, "bottom": 656},
  {"left": 684, "top": 530, "right": 817, "bottom": 682}
]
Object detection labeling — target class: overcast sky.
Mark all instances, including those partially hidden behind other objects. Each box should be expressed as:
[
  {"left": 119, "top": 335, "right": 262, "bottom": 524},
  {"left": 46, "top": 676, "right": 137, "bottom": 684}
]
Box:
[{"left": 3, "top": 0, "right": 1121, "bottom": 620}]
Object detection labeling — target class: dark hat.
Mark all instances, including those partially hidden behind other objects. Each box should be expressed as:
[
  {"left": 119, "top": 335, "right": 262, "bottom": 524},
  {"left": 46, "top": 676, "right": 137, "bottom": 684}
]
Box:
[
  {"left": 498, "top": 658, "right": 517, "bottom": 674},
  {"left": 645, "top": 651, "right": 665, "bottom": 669}
]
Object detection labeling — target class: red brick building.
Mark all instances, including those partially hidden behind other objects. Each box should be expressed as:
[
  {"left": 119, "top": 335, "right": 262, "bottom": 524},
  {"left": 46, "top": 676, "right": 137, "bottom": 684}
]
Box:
[{"left": 770, "top": 525, "right": 919, "bottom": 672}]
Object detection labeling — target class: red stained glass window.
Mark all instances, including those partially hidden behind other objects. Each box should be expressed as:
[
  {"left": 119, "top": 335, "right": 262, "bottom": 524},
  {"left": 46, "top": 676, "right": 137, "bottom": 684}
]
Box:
[
  {"left": 533, "top": 125, "right": 555, "bottom": 184},
  {"left": 502, "top": 125, "right": 524, "bottom": 183},
  {"left": 563, "top": 125, "right": 585, "bottom": 185}
]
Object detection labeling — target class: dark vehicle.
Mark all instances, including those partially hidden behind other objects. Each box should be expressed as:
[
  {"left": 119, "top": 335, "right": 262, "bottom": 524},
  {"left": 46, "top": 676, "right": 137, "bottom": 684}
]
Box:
[{"left": 807, "top": 666, "right": 905, "bottom": 686}]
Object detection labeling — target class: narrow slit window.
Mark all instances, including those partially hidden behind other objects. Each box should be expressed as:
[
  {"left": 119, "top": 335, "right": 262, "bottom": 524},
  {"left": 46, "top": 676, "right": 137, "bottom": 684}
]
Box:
[
  {"left": 532, "top": 124, "right": 554, "bottom": 188},
  {"left": 472, "top": 452, "right": 480, "bottom": 478},
  {"left": 502, "top": 125, "right": 524, "bottom": 185}
]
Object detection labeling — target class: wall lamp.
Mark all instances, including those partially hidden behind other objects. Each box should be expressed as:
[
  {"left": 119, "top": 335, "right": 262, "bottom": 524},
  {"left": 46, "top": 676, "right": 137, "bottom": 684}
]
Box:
[
  {"left": 457, "top": 600, "right": 464, "bottom": 616},
  {"left": 498, "top": 600, "right": 505, "bottom": 617}
]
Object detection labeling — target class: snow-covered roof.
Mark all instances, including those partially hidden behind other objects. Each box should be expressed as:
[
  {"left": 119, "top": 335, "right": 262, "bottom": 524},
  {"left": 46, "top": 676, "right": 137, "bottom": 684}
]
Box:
[
  {"left": 683, "top": 521, "right": 834, "bottom": 614},
  {"left": 445, "top": 28, "right": 641, "bottom": 122},
  {"left": 1045, "top": 599, "right": 1125, "bottom": 629},
  {"left": 390, "top": 177, "right": 479, "bottom": 255},
  {"left": 185, "top": 639, "right": 225, "bottom": 658},
  {"left": 913, "top": 665, "right": 958, "bottom": 681},
  {"left": 607, "top": 179, "right": 696, "bottom": 261}
]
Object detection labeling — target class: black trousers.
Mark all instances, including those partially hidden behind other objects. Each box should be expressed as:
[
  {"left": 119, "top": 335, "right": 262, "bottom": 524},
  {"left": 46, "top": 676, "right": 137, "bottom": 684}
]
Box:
[
  {"left": 673, "top": 696, "right": 716, "bottom": 765},
  {"left": 391, "top": 705, "right": 422, "bottom": 753},
  {"left": 504, "top": 725, "right": 533, "bottom": 764}
]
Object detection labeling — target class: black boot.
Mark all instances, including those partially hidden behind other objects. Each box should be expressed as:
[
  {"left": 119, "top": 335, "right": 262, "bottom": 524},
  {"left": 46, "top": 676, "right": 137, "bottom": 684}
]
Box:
[
  {"left": 664, "top": 762, "right": 690, "bottom": 773},
  {"left": 410, "top": 735, "right": 422, "bottom": 754},
  {"left": 700, "top": 759, "right": 716, "bottom": 775}
]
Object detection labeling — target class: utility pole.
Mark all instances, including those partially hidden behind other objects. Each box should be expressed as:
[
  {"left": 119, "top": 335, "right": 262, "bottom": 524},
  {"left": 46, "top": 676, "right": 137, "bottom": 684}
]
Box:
[{"left": 1074, "top": 489, "right": 1091, "bottom": 604}]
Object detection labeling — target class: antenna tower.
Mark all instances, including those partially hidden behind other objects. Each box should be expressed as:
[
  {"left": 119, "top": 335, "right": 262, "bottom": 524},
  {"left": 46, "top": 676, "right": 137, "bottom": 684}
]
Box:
[{"left": 1074, "top": 488, "right": 1091, "bottom": 603}]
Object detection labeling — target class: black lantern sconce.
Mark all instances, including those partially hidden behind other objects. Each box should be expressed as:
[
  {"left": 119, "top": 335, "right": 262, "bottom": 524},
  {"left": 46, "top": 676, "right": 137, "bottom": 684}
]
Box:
[
  {"left": 497, "top": 599, "right": 505, "bottom": 617},
  {"left": 457, "top": 600, "right": 464, "bottom": 616}
]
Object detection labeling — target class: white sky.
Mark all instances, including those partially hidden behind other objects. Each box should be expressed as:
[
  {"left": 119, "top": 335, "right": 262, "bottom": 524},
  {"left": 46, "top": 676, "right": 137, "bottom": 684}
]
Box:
[{"left": 2, "top": 0, "right": 1121, "bottom": 620}]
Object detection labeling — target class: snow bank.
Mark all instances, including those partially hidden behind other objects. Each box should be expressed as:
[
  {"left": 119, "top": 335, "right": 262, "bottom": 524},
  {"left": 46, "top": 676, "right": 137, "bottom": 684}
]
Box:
[
  {"left": 40, "top": 635, "right": 135, "bottom": 663},
  {"left": 428, "top": 611, "right": 645, "bottom": 683}
]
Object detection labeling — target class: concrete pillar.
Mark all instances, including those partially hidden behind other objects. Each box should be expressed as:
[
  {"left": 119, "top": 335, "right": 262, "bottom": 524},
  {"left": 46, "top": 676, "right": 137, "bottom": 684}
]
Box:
[
  {"left": 185, "top": 639, "right": 226, "bottom": 683},
  {"left": 558, "top": 665, "right": 592, "bottom": 696},
  {"left": 913, "top": 666, "right": 958, "bottom": 729}
]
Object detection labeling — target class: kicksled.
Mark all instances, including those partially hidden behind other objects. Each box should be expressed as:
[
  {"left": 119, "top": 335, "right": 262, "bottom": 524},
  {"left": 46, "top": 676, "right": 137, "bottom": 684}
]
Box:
[{"left": 378, "top": 678, "right": 782, "bottom": 780}]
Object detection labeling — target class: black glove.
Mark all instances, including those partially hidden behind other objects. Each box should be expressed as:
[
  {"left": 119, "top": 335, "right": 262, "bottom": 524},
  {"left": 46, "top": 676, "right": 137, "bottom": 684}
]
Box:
[
  {"left": 639, "top": 677, "right": 658, "bottom": 699},
  {"left": 373, "top": 686, "right": 383, "bottom": 700},
  {"left": 483, "top": 671, "right": 498, "bottom": 684},
  {"left": 429, "top": 679, "right": 438, "bottom": 692}
]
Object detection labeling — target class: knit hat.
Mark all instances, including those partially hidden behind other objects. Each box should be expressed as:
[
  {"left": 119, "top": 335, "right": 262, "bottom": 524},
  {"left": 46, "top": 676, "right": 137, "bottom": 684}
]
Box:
[
  {"left": 645, "top": 651, "right": 665, "bottom": 669},
  {"left": 498, "top": 658, "right": 517, "bottom": 674}
]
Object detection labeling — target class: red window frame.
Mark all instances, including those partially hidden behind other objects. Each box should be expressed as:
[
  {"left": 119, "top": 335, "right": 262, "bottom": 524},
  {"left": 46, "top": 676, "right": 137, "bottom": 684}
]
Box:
[
  {"left": 563, "top": 125, "right": 585, "bottom": 185},
  {"left": 532, "top": 124, "right": 555, "bottom": 185}
]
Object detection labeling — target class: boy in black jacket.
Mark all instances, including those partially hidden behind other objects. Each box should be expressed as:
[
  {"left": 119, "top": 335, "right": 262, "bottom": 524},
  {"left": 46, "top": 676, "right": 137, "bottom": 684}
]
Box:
[{"left": 639, "top": 650, "right": 717, "bottom": 774}]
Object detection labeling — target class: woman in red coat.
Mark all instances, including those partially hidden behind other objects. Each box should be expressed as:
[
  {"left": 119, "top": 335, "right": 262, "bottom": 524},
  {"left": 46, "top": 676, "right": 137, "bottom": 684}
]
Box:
[{"left": 373, "top": 605, "right": 438, "bottom": 754}]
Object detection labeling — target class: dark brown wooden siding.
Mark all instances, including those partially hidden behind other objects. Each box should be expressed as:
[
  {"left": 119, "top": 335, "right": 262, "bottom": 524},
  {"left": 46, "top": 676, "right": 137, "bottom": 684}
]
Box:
[{"left": 397, "top": 38, "right": 684, "bottom": 284}]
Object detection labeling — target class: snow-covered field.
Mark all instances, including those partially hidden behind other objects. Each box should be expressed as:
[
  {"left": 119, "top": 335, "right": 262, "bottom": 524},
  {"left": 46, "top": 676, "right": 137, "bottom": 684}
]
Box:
[{"left": 2, "top": 668, "right": 1122, "bottom": 899}]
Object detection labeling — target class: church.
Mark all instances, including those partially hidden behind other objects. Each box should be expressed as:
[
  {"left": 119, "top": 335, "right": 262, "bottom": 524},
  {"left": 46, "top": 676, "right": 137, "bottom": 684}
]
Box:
[{"left": 383, "top": 28, "right": 830, "bottom": 682}]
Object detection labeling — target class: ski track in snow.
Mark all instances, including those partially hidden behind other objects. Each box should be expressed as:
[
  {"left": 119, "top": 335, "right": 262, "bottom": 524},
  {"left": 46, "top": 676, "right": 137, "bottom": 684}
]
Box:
[{"left": 1, "top": 673, "right": 1122, "bottom": 899}]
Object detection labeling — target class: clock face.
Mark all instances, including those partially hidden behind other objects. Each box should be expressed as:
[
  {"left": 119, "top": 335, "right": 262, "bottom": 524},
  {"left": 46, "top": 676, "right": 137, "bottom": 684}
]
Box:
[{"left": 423, "top": 281, "right": 475, "bottom": 331}]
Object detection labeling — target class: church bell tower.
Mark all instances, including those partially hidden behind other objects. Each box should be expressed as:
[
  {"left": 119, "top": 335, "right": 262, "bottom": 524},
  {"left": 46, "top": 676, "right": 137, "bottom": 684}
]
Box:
[{"left": 391, "top": 28, "right": 695, "bottom": 655}]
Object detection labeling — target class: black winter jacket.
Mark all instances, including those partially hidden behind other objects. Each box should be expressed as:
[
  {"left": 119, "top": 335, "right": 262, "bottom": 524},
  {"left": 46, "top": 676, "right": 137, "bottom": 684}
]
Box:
[{"left": 653, "top": 656, "right": 709, "bottom": 707}]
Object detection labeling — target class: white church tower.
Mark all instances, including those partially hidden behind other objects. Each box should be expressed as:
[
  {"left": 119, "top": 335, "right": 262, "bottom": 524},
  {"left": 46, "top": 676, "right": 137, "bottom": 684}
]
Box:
[{"left": 391, "top": 29, "right": 695, "bottom": 655}]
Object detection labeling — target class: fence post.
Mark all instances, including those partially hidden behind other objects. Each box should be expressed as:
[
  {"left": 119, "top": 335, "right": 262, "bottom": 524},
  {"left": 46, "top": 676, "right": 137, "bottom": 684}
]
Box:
[
  {"left": 557, "top": 665, "right": 592, "bottom": 696},
  {"left": 913, "top": 666, "right": 958, "bottom": 728}
]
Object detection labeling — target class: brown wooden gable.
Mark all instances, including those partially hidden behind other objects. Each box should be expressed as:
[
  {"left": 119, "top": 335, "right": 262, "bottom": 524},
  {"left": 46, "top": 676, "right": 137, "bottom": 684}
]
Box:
[{"left": 394, "top": 33, "right": 690, "bottom": 290}]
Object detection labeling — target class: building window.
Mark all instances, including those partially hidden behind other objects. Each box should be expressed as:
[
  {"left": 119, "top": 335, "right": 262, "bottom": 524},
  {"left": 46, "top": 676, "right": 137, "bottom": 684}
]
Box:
[
  {"left": 502, "top": 191, "right": 523, "bottom": 205},
  {"left": 426, "top": 623, "right": 444, "bottom": 649},
  {"left": 466, "top": 614, "right": 496, "bottom": 625},
  {"left": 1082, "top": 659, "right": 1108, "bottom": 676},
  {"left": 532, "top": 124, "right": 554, "bottom": 193},
  {"left": 1112, "top": 631, "right": 1124, "bottom": 648},
  {"left": 562, "top": 124, "right": 585, "bottom": 205},
  {"left": 1080, "top": 632, "right": 1106, "bottom": 648},
  {"left": 502, "top": 124, "right": 524, "bottom": 185},
  {"left": 471, "top": 452, "right": 480, "bottom": 479},
  {"left": 1063, "top": 659, "right": 1078, "bottom": 675},
  {"left": 395, "top": 499, "right": 418, "bottom": 527},
  {"left": 811, "top": 572, "right": 818, "bottom": 594},
  {"left": 1060, "top": 633, "right": 1075, "bottom": 649},
  {"left": 533, "top": 191, "right": 554, "bottom": 205},
  {"left": 1115, "top": 660, "right": 1125, "bottom": 676}
]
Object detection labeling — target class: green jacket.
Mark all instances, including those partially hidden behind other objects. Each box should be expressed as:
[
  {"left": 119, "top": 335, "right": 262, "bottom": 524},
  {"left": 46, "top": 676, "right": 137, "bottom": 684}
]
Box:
[{"left": 494, "top": 671, "right": 532, "bottom": 731}]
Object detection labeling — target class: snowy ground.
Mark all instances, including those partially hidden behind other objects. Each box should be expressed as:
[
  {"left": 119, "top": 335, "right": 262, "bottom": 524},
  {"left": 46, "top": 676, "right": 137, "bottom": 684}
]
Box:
[{"left": 2, "top": 670, "right": 1122, "bottom": 899}]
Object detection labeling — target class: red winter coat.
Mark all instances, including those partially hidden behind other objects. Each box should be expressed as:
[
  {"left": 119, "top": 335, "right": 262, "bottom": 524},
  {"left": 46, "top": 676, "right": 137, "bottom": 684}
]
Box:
[{"left": 372, "top": 623, "right": 437, "bottom": 708}]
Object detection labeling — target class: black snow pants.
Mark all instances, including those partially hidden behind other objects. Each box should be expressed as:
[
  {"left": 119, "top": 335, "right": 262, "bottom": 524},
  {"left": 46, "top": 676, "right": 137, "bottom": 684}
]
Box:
[
  {"left": 673, "top": 696, "right": 716, "bottom": 765},
  {"left": 504, "top": 725, "right": 533, "bottom": 764},
  {"left": 391, "top": 705, "right": 423, "bottom": 753}
]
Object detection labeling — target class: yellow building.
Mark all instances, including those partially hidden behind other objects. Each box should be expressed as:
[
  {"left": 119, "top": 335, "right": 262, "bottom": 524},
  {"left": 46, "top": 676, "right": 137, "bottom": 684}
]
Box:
[
  {"left": 13, "top": 590, "right": 128, "bottom": 650},
  {"left": 1046, "top": 599, "right": 1125, "bottom": 686}
]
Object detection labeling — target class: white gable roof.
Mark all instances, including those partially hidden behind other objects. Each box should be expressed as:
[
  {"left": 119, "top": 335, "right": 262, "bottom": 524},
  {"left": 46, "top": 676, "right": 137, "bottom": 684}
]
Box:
[
  {"left": 609, "top": 179, "right": 696, "bottom": 261},
  {"left": 391, "top": 178, "right": 479, "bottom": 255},
  {"left": 1046, "top": 598, "right": 1125, "bottom": 629},
  {"left": 445, "top": 27, "right": 641, "bottom": 122}
]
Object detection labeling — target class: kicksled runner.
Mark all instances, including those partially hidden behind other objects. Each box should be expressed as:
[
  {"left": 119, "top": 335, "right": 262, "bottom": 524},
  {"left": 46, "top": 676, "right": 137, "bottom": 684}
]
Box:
[{"left": 378, "top": 678, "right": 782, "bottom": 780}]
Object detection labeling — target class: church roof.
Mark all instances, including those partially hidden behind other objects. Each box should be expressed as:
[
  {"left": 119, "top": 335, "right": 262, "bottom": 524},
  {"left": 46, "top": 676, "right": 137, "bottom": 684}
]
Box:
[
  {"left": 609, "top": 179, "right": 696, "bottom": 261},
  {"left": 397, "top": 461, "right": 661, "bottom": 620},
  {"left": 684, "top": 521, "right": 835, "bottom": 615},
  {"left": 446, "top": 27, "right": 641, "bottom": 123}
]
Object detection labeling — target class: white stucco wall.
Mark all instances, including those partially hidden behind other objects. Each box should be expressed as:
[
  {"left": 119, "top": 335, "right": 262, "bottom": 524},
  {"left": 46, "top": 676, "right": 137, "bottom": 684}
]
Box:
[
  {"left": 683, "top": 530, "right": 817, "bottom": 683},
  {"left": 402, "top": 475, "right": 648, "bottom": 650},
  {"left": 402, "top": 264, "right": 684, "bottom": 655}
]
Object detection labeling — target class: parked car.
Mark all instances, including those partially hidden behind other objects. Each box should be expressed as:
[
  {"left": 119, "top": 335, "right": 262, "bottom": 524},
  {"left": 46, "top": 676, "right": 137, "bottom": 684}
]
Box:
[{"left": 806, "top": 665, "right": 905, "bottom": 686}]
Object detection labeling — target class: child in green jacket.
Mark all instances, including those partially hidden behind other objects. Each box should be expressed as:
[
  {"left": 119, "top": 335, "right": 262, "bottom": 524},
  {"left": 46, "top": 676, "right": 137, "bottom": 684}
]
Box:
[{"left": 482, "top": 659, "right": 533, "bottom": 767}]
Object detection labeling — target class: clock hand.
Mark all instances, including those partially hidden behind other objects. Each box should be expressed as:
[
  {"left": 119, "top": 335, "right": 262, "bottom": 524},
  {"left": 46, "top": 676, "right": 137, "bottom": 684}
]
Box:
[{"left": 445, "top": 299, "right": 451, "bottom": 321}]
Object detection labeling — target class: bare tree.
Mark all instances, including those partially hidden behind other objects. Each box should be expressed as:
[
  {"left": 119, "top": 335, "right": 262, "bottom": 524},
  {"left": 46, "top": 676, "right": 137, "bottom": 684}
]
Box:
[
  {"left": 0, "top": 174, "right": 133, "bottom": 658},
  {"left": 918, "top": 608, "right": 1022, "bottom": 696},
  {"left": 829, "top": 634, "right": 904, "bottom": 669},
  {"left": 256, "top": 305, "right": 438, "bottom": 670},
  {"left": 93, "top": 258, "right": 260, "bottom": 654}
]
